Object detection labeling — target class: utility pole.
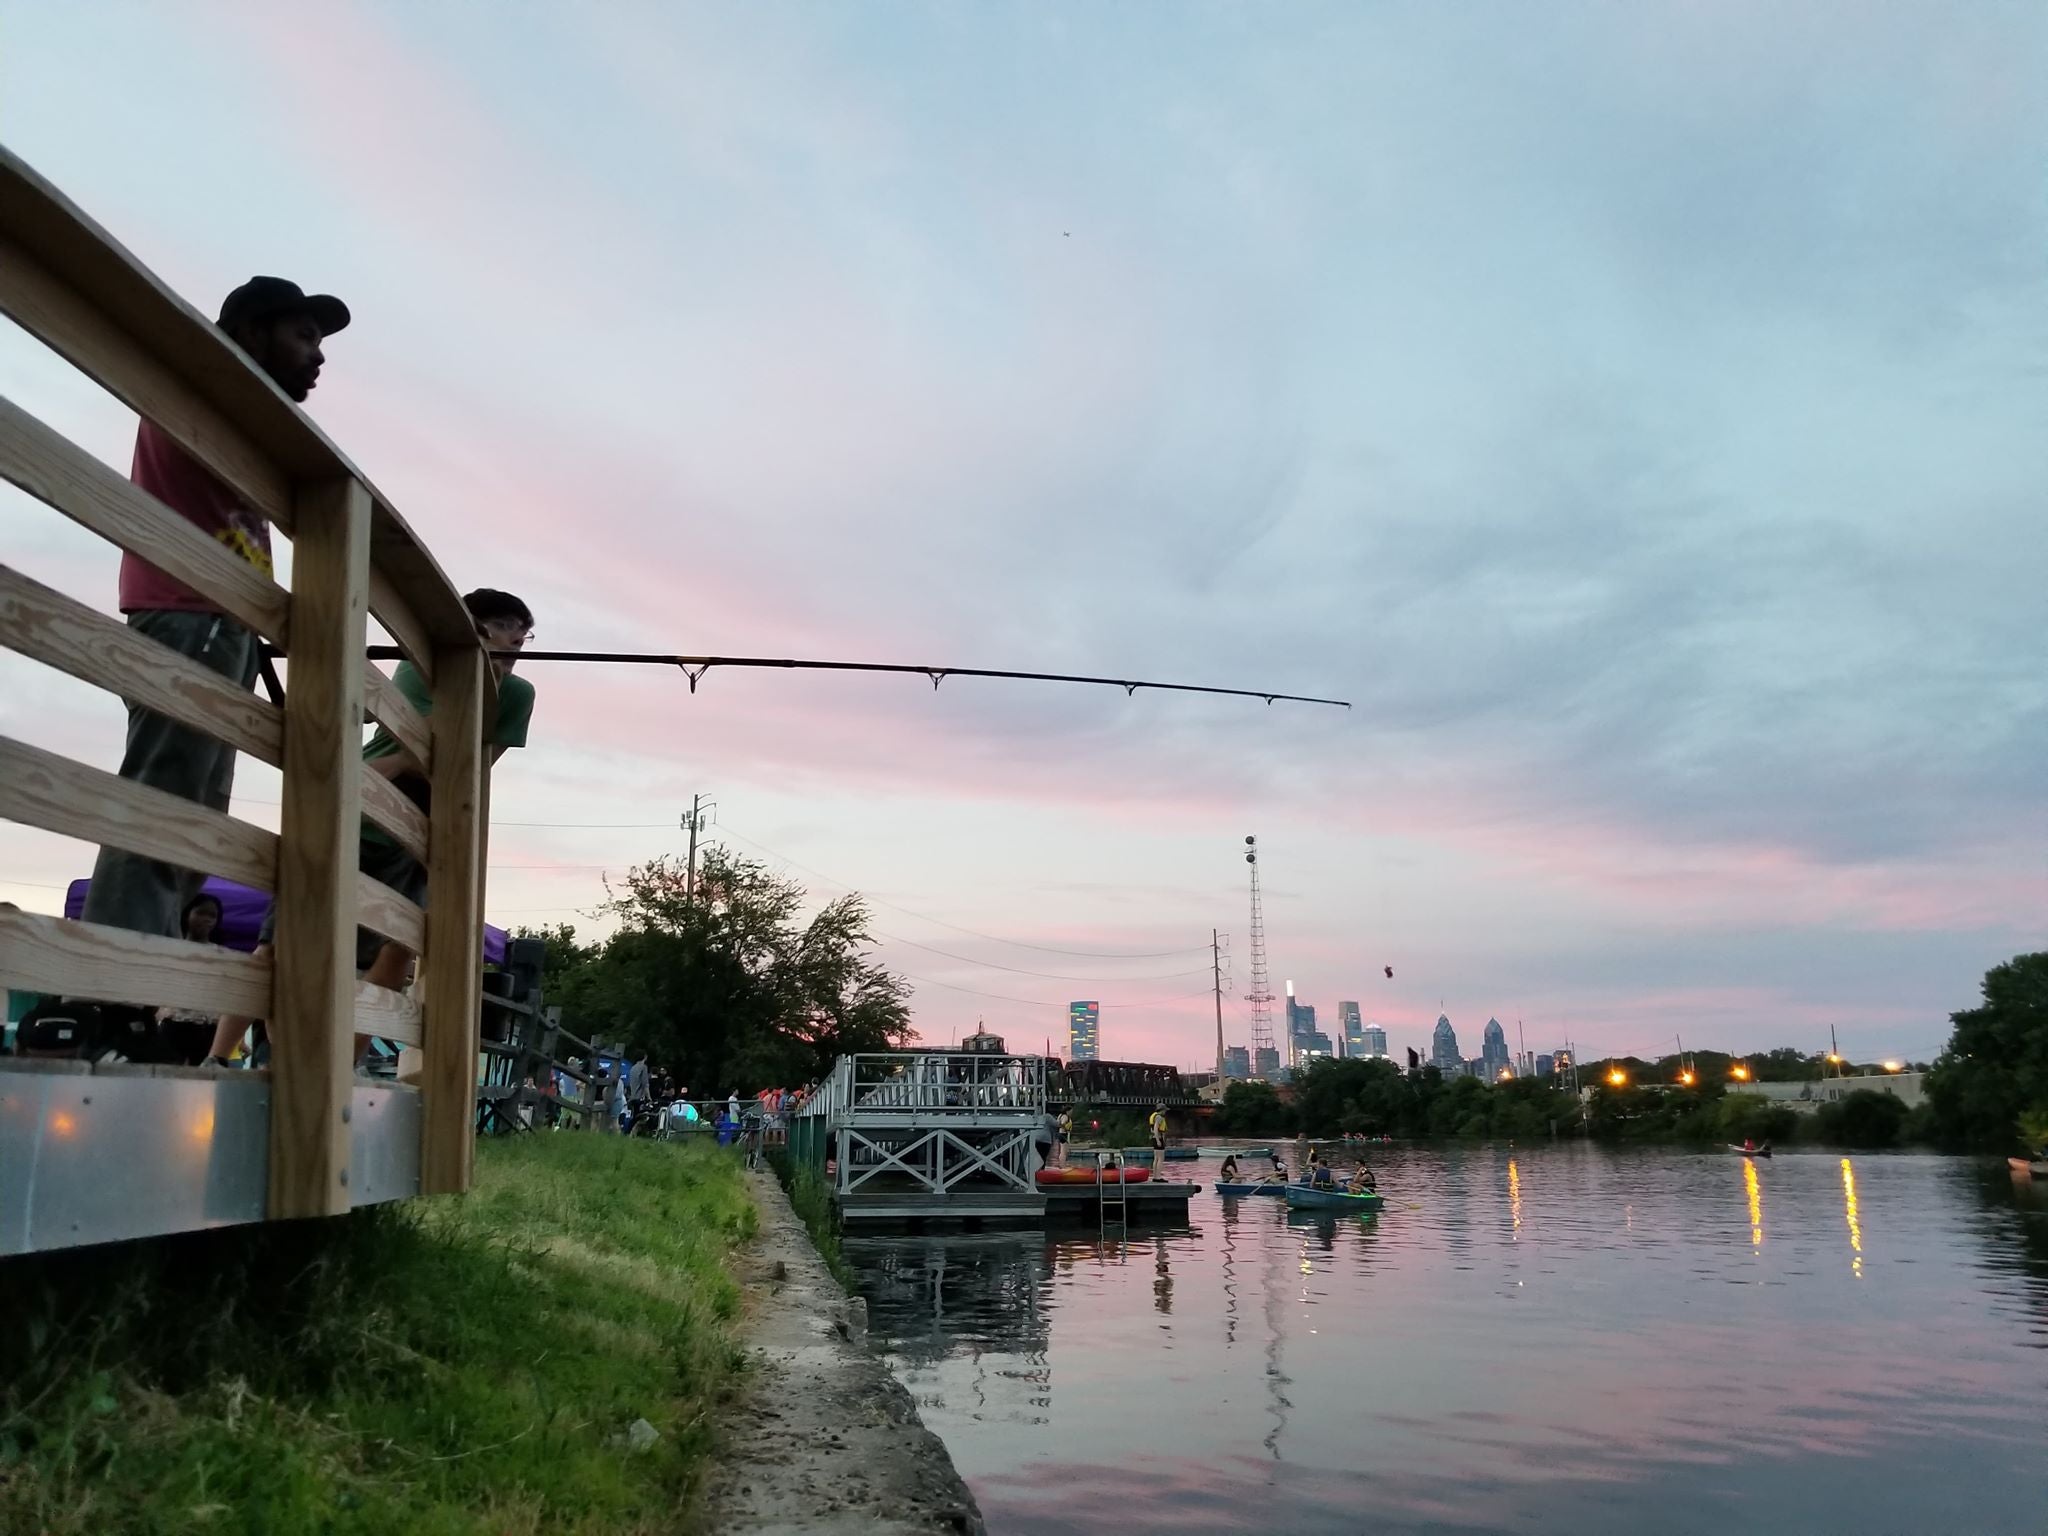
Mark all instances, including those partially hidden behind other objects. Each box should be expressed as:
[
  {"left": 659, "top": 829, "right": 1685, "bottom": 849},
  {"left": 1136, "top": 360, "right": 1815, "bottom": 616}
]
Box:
[
  {"left": 682, "top": 793, "right": 715, "bottom": 905},
  {"left": 1212, "top": 929, "right": 1226, "bottom": 1082}
]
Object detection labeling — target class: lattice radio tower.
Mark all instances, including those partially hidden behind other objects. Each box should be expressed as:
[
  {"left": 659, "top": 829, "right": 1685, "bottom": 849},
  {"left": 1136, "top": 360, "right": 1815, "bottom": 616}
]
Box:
[{"left": 1243, "top": 835, "right": 1277, "bottom": 1068}]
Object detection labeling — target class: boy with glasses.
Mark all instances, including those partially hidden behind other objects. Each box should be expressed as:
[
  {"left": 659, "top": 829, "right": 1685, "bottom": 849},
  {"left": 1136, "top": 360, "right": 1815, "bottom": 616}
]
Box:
[{"left": 204, "top": 589, "right": 536, "bottom": 1067}]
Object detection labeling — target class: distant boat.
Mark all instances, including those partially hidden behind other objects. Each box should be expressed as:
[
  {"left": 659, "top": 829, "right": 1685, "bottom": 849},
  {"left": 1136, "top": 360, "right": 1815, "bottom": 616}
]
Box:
[
  {"left": 1729, "top": 1145, "right": 1773, "bottom": 1159},
  {"left": 1214, "top": 1180, "right": 1288, "bottom": 1198},
  {"left": 1283, "top": 1184, "right": 1384, "bottom": 1213},
  {"left": 1162, "top": 1147, "right": 1201, "bottom": 1161}
]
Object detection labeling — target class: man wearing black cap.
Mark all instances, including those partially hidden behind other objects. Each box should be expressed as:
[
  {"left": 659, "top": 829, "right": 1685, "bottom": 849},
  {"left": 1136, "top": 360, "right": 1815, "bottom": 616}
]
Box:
[{"left": 78, "top": 279, "right": 349, "bottom": 1012}]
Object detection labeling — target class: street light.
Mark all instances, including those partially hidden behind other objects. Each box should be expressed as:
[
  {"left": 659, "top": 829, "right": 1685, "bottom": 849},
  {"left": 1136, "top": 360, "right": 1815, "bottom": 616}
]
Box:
[
  {"left": 1678, "top": 1069, "right": 1696, "bottom": 1086},
  {"left": 1730, "top": 1063, "right": 1752, "bottom": 1082},
  {"left": 1882, "top": 1059, "right": 1903, "bottom": 1073},
  {"left": 1607, "top": 1067, "right": 1628, "bottom": 1087}
]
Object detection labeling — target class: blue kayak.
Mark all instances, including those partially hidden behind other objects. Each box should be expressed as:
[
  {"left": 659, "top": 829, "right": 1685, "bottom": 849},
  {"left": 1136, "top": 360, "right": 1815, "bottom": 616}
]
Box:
[
  {"left": 1214, "top": 1180, "right": 1289, "bottom": 1197},
  {"left": 1283, "top": 1183, "right": 1384, "bottom": 1213}
]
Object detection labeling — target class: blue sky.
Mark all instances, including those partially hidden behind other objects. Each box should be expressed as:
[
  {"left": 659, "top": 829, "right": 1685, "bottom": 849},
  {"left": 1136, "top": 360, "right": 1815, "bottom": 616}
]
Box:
[{"left": 4, "top": 2, "right": 2045, "bottom": 1066}]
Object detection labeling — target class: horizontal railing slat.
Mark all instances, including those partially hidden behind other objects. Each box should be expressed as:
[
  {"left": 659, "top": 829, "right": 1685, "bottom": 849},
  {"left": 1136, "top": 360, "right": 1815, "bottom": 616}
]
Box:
[
  {"left": 358, "top": 770, "right": 430, "bottom": 863},
  {"left": 0, "top": 151, "right": 481, "bottom": 656},
  {"left": 0, "top": 237, "right": 294, "bottom": 527},
  {"left": 0, "top": 565, "right": 285, "bottom": 766},
  {"left": 0, "top": 908, "right": 270, "bottom": 1017},
  {"left": 368, "top": 567, "right": 436, "bottom": 686},
  {"left": 0, "top": 395, "right": 292, "bottom": 646},
  {"left": 362, "top": 665, "right": 432, "bottom": 770},
  {"left": 356, "top": 979, "right": 421, "bottom": 1045},
  {"left": 0, "top": 735, "right": 277, "bottom": 891},
  {"left": 356, "top": 872, "right": 426, "bottom": 953}
]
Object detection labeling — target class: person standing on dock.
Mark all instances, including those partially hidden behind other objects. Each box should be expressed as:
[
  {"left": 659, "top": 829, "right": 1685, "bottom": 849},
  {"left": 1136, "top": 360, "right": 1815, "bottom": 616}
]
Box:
[
  {"left": 204, "top": 588, "right": 538, "bottom": 1068},
  {"left": 86, "top": 284, "right": 342, "bottom": 910},
  {"left": 1149, "top": 1104, "right": 1169, "bottom": 1169},
  {"left": 76, "top": 278, "right": 347, "bottom": 1057},
  {"left": 1055, "top": 1108, "right": 1072, "bottom": 1167}
]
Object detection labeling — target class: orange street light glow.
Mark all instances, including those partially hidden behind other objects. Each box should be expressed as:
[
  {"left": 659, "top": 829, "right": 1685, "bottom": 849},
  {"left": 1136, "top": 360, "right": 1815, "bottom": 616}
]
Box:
[
  {"left": 1731, "top": 1064, "right": 1752, "bottom": 1081},
  {"left": 1678, "top": 1070, "right": 1696, "bottom": 1086},
  {"left": 1883, "top": 1060, "right": 1903, "bottom": 1073},
  {"left": 1607, "top": 1068, "right": 1627, "bottom": 1086}
]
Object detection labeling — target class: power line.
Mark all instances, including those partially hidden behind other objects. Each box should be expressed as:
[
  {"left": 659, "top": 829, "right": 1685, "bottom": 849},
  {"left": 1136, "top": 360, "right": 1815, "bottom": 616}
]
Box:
[
  {"left": 898, "top": 970, "right": 1220, "bottom": 1010},
  {"left": 876, "top": 928, "right": 1214, "bottom": 983},
  {"left": 716, "top": 822, "right": 1210, "bottom": 960}
]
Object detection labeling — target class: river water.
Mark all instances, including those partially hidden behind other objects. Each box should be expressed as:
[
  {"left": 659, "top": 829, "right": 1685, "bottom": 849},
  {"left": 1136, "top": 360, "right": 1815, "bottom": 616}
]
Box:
[{"left": 843, "top": 1145, "right": 2048, "bottom": 1535}]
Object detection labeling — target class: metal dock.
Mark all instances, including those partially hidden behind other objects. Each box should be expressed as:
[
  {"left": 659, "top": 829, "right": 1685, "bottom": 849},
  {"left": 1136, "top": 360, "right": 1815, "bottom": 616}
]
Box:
[{"left": 790, "top": 1042, "right": 1198, "bottom": 1227}]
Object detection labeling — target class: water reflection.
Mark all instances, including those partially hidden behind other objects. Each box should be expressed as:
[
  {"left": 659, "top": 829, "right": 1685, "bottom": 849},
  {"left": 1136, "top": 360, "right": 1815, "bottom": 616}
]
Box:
[
  {"left": 1744, "top": 1156, "right": 1764, "bottom": 1250},
  {"left": 1841, "top": 1157, "right": 1863, "bottom": 1280},
  {"left": 850, "top": 1150, "right": 2048, "bottom": 1536}
]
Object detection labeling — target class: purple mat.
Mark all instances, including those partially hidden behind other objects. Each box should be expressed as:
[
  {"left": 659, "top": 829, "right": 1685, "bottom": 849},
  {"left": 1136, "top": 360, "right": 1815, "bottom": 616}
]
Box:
[{"left": 65, "top": 877, "right": 509, "bottom": 965}]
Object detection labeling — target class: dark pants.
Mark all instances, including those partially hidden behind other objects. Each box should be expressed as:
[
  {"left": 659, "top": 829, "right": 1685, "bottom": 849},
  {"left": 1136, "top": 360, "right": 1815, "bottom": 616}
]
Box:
[
  {"left": 257, "top": 835, "right": 426, "bottom": 971},
  {"left": 81, "top": 611, "right": 260, "bottom": 938}
]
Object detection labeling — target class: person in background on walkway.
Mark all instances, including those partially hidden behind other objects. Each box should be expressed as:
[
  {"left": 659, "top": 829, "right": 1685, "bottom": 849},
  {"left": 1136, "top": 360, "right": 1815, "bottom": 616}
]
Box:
[
  {"left": 205, "top": 589, "right": 537, "bottom": 1070},
  {"left": 626, "top": 1050, "right": 651, "bottom": 1136},
  {"left": 610, "top": 1069, "right": 628, "bottom": 1133},
  {"left": 75, "top": 278, "right": 347, "bottom": 1060},
  {"left": 728, "top": 1088, "right": 741, "bottom": 1125},
  {"left": 1149, "top": 1104, "right": 1169, "bottom": 1170}
]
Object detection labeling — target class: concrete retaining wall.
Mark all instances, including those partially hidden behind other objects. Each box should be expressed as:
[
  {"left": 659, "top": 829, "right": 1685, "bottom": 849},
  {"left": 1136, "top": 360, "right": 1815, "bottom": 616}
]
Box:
[{"left": 708, "top": 1165, "right": 984, "bottom": 1536}]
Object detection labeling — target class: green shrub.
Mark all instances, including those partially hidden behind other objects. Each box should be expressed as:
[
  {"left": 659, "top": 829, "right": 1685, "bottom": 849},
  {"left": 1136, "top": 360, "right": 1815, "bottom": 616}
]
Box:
[{"left": 1813, "top": 1089, "right": 1909, "bottom": 1149}]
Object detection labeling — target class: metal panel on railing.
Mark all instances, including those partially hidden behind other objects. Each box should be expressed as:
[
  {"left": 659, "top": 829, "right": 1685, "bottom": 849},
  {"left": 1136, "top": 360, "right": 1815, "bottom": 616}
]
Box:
[{"left": 0, "top": 1065, "right": 425, "bottom": 1256}]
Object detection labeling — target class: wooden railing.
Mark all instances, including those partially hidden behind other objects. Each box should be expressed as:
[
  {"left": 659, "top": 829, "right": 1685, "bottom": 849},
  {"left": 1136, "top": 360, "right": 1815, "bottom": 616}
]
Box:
[{"left": 0, "top": 146, "right": 488, "bottom": 1219}]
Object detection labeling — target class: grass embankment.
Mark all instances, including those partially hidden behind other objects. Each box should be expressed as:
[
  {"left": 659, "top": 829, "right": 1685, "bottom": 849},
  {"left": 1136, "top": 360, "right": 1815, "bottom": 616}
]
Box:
[
  {"left": 762, "top": 1149, "right": 853, "bottom": 1291},
  {"left": 0, "top": 1135, "right": 755, "bottom": 1536}
]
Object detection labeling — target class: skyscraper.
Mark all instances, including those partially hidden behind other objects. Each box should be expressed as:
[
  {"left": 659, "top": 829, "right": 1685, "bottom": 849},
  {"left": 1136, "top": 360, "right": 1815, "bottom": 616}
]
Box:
[
  {"left": 1338, "top": 1001, "right": 1364, "bottom": 1058},
  {"left": 1431, "top": 1014, "right": 1460, "bottom": 1071},
  {"left": 1364, "top": 1023, "right": 1388, "bottom": 1058},
  {"left": 1536, "top": 1053, "right": 1555, "bottom": 1077},
  {"left": 1482, "top": 1018, "right": 1510, "bottom": 1079},
  {"left": 1283, "top": 981, "right": 1319, "bottom": 1065},
  {"left": 1224, "top": 1046, "right": 1251, "bottom": 1080},
  {"left": 1067, "top": 1001, "right": 1100, "bottom": 1062},
  {"left": 1253, "top": 1045, "right": 1281, "bottom": 1079}
]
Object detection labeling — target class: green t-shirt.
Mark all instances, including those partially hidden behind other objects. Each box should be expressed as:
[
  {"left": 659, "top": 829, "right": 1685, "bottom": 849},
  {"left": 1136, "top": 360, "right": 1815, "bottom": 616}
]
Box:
[{"left": 362, "top": 660, "right": 534, "bottom": 844}]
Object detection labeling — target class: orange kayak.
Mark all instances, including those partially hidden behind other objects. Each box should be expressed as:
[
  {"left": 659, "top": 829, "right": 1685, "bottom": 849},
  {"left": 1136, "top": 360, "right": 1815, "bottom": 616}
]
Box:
[{"left": 1035, "top": 1166, "right": 1150, "bottom": 1185}]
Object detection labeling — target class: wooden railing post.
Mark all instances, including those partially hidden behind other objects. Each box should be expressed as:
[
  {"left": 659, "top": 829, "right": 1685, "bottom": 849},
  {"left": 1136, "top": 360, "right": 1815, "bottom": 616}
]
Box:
[
  {"left": 419, "top": 644, "right": 487, "bottom": 1194},
  {"left": 269, "top": 476, "right": 372, "bottom": 1220}
]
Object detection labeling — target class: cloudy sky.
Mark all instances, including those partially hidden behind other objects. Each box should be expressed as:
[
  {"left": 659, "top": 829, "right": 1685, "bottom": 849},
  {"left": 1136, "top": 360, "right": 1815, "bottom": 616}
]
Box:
[{"left": 4, "top": 3, "right": 2045, "bottom": 1068}]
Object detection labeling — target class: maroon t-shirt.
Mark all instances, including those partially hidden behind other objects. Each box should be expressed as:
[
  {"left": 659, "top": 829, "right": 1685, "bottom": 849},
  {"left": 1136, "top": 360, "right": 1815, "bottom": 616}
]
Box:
[{"left": 117, "top": 420, "right": 274, "bottom": 613}]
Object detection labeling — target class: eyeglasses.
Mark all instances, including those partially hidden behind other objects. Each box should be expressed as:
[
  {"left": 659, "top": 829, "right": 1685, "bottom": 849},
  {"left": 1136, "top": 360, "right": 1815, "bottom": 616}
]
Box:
[{"left": 477, "top": 619, "right": 531, "bottom": 647}]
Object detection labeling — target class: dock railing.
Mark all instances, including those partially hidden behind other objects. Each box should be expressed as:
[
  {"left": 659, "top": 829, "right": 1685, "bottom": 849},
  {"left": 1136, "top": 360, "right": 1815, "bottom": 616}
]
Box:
[
  {"left": 844, "top": 1051, "right": 1047, "bottom": 1113},
  {"left": 0, "top": 145, "right": 488, "bottom": 1230}
]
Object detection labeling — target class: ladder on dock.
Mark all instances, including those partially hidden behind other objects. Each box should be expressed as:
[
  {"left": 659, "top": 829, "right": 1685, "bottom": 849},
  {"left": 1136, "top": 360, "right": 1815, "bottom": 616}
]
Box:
[{"left": 1098, "top": 1150, "right": 1129, "bottom": 1236}]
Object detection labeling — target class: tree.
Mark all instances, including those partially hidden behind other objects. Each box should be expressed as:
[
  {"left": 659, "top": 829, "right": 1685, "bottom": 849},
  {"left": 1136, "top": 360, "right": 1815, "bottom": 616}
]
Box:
[
  {"left": 1814, "top": 1089, "right": 1908, "bottom": 1149},
  {"left": 1212, "top": 1080, "right": 1293, "bottom": 1136},
  {"left": 515, "top": 846, "right": 913, "bottom": 1096},
  {"left": 1927, "top": 952, "right": 2048, "bottom": 1151}
]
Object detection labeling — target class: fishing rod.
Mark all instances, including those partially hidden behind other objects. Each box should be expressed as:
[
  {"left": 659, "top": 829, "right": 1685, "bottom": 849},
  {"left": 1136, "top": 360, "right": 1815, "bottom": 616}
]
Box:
[{"left": 361, "top": 646, "right": 1351, "bottom": 709}]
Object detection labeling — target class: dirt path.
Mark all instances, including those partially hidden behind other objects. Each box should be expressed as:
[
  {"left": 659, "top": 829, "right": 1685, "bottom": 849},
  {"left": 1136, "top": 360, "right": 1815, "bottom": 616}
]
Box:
[{"left": 707, "top": 1165, "right": 984, "bottom": 1536}]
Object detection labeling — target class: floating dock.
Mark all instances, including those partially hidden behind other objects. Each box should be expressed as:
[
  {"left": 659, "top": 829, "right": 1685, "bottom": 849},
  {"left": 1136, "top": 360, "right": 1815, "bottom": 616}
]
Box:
[{"left": 791, "top": 1047, "right": 1198, "bottom": 1226}]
